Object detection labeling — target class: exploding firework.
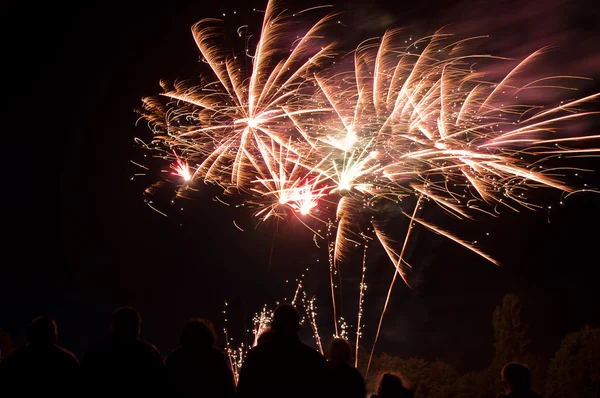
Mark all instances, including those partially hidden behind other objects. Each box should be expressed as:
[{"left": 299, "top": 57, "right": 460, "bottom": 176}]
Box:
[{"left": 136, "top": 0, "right": 599, "bottom": 376}]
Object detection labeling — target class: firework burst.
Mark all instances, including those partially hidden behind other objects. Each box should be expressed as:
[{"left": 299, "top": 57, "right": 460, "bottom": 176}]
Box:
[{"left": 136, "top": 0, "right": 599, "bottom": 374}]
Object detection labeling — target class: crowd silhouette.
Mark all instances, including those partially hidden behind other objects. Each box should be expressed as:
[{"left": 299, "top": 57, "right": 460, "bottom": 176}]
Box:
[
  {"left": 0, "top": 304, "right": 553, "bottom": 397},
  {"left": 0, "top": 316, "right": 79, "bottom": 396},
  {"left": 166, "top": 318, "right": 235, "bottom": 397}
]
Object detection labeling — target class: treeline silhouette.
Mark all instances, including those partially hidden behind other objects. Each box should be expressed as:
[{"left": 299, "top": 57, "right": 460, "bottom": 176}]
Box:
[
  {"left": 362, "top": 295, "right": 600, "bottom": 397},
  {"left": 0, "top": 295, "right": 598, "bottom": 397}
]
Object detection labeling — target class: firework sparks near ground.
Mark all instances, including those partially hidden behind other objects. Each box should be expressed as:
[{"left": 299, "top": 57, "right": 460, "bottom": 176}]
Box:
[
  {"left": 222, "top": 301, "right": 244, "bottom": 384},
  {"left": 137, "top": 0, "right": 599, "bottom": 377},
  {"left": 223, "top": 279, "right": 331, "bottom": 381}
]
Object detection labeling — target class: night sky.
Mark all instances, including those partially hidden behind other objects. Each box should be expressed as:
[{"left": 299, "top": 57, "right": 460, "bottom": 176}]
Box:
[{"left": 3, "top": 0, "right": 599, "bottom": 373}]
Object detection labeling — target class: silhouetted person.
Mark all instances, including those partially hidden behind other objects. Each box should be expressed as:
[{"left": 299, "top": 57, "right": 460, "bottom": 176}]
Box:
[
  {"left": 237, "top": 303, "right": 331, "bottom": 398},
  {"left": 497, "top": 362, "right": 542, "bottom": 398},
  {"left": 327, "top": 337, "right": 366, "bottom": 398},
  {"left": 256, "top": 326, "right": 274, "bottom": 346},
  {"left": 372, "top": 372, "right": 414, "bottom": 398},
  {"left": 0, "top": 316, "right": 79, "bottom": 396},
  {"left": 166, "top": 318, "right": 235, "bottom": 397},
  {"left": 82, "top": 306, "right": 165, "bottom": 397}
]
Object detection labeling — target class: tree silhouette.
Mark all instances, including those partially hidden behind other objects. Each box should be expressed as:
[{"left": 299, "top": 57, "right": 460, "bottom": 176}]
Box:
[
  {"left": 452, "top": 369, "right": 496, "bottom": 398},
  {"left": 359, "top": 294, "right": 599, "bottom": 397},
  {"left": 546, "top": 325, "right": 600, "bottom": 398},
  {"left": 492, "top": 294, "right": 530, "bottom": 367},
  {"left": 367, "top": 353, "right": 458, "bottom": 397}
]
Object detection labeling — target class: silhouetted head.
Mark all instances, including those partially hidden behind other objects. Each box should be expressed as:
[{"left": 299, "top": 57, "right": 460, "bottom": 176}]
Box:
[
  {"left": 378, "top": 373, "right": 411, "bottom": 398},
  {"left": 111, "top": 307, "right": 141, "bottom": 340},
  {"left": 501, "top": 362, "right": 531, "bottom": 393},
  {"left": 271, "top": 304, "right": 300, "bottom": 336},
  {"left": 257, "top": 327, "right": 274, "bottom": 346},
  {"left": 26, "top": 316, "right": 57, "bottom": 346},
  {"left": 327, "top": 337, "right": 351, "bottom": 366},
  {"left": 180, "top": 318, "right": 216, "bottom": 349}
]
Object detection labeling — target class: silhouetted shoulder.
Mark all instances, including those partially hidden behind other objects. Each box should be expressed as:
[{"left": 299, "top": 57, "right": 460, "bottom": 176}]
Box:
[
  {"left": 166, "top": 345, "right": 229, "bottom": 369},
  {"left": 298, "top": 341, "right": 329, "bottom": 367},
  {"left": 166, "top": 345, "right": 234, "bottom": 397},
  {"left": 140, "top": 339, "right": 162, "bottom": 355},
  {"left": 210, "top": 347, "right": 231, "bottom": 367},
  {"left": 83, "top": 337, "right": 163, "bottom": 369},
  {"left": 0, "top": 344, "right": 78, "bottom": 368},
  {"left": 90, "top": 338, "right": 159, "bottom": 353},
  {"left": 169, "top": 345, "right": 227, "bottom": 358},
  {"left": 300, "top": 341, "right": 327, "bottom": 357},
  {"left": 165, "top": 346, "right": 184, "bottom": 362},
  {"left": 55, "top": 345, "right": 80, "bottom": 364},
  {"left": 244, "top": 341, "right": 269, "bottom": 356},
  {"left": 335, "top": 362, "right": 364, "bottom": 380},
  {"left": 0, "top": 343, "right": 80, "bottom": 397},
  {"left": 330, "top": 362, "right": 365, "bottom": 398}
]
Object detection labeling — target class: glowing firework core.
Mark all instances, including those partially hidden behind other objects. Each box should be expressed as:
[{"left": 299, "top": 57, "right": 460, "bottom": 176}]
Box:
[
  {"left": 235, "top": 117, "right": 265, "bottom": 129},
  {"left": 171, "top": 159, "right": 192, "bottom": 181},
  {"left": 247, "top": 118, "right": 260, "bottom": 129}
]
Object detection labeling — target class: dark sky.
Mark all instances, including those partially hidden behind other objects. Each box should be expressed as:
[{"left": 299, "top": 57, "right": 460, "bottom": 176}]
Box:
[{"left": 3, "top": 0, "right": 599, "bottom": 372}]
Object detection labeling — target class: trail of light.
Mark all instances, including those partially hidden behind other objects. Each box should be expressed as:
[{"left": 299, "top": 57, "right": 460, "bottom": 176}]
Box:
[
  {"left": 485, "top": 162, "right": 571, "bottom": 192},
  {"left": 480, "top": 134, "right": 600, "bottom": 147},
  {"left": 367, "top": 197, "right": 422, "bottom": 378},
  {"left": 302, "top": 292, "right": 324, "bottom": 354},
  {"left": 292, "top": 282, "right": 303, "bottom": 305},
  {"left": 222, "top": 301, "right": 241, "bottom": 385},
  {"left": 233, "top": 220, "right": 244, "bottom": 232},
  {"left": 532, "top": 148, "right": 600, "bottom": 154},
  {"left": 355, "top": 238, "right": 368, "bottom": 368},
  {"left": 491, "top": 112, "right": 600, "bottom": 142},
  {"left": 411, "top": 184, "right": 472, "bottom": 219},
  {"left": 145, "top": 202, "right": 168, "bottom": 217},
  {"left": 329, "top": 220, "right": 340, "bottom": 338},
  {"left": 477, "top": 48, "right": 547, "bottom": 113},
  {"left": 131, "top": 160, "right": 150, "bottom": 170},
  {"left": 410, "top": 215, "right": 499, "bottom": 265},
  {"left": 526, "top": 92, "right": 600, "bottom": 122}
]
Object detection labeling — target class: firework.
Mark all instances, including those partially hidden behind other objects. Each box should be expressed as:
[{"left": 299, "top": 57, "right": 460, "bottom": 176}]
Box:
[
  {"left": 222, "top": 301, "right": 244, "bottom": 384},
  {"left": 138, "top": 0, "right": 598, "bottom": 260},
  {"left": 137, "top": 0, "right": 599, "bottom": 377}
]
